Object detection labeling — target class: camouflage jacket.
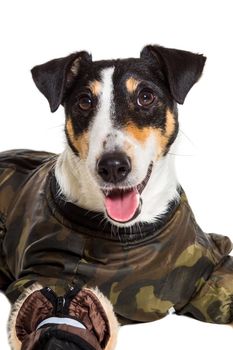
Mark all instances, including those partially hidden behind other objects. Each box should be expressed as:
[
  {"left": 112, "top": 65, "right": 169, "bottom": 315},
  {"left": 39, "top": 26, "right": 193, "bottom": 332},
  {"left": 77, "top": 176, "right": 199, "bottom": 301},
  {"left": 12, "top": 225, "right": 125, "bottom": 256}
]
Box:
[{"left": 0, "top": 150, "right": 233, "bottom": 324}]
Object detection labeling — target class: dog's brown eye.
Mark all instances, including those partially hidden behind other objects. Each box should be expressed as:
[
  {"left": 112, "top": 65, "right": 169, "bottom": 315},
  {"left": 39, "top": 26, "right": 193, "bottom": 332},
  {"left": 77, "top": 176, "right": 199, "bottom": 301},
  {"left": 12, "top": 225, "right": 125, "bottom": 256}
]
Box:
[
  {"left": 77, "top": 94, "right": 93, "bottom": 111},
  {"left": 137, "top": 89, "right": 155, "bottom": 107}
]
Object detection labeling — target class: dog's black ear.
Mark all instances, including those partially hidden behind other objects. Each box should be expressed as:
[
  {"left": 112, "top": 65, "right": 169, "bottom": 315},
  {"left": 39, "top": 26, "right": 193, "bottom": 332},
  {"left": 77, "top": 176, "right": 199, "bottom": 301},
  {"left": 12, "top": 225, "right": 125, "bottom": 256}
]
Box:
[
  {"left": 31, "top": 51, "right": 92, "bottom": 112},
  {"left": 140, "top": 45, "right": 206, "bottom": 104}
]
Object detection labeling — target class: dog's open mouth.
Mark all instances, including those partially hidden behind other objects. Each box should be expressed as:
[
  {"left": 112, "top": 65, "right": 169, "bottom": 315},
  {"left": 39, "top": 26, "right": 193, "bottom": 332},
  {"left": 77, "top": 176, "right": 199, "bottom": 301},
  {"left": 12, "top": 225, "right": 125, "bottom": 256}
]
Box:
[{"left": 102, "top": 162, "right": 153, "bottom": 223}]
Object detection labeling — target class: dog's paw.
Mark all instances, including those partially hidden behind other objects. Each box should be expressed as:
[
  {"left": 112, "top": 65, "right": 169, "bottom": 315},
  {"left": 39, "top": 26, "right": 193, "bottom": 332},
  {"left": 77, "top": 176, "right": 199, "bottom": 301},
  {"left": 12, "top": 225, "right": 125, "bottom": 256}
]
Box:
[{"left": 9, "top": 284, "right": 118, "bottom": 350}]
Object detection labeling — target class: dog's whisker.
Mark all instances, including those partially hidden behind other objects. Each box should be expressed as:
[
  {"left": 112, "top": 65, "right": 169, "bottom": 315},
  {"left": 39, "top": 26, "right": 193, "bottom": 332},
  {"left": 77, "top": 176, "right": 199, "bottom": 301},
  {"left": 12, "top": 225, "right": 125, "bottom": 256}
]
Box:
[
  {"left": 90, "top": 212, "right": 104, "bottom": 220},
  {"left": 83, "top": 210, "right": 92, "bottom": 216},
  {"left": 102, "top": 219, "right": 109, "bottom": 231},
  {"left": 179, "top": 129, "right": 196, "bottom": 148},
  {"left": 48, "top": 124, "right": 64, "bottom": 130},
  {"left": 168, "top": 152, "right": 194, "bottom": 157},
  {"left": 99, "top": 216, "right": 111, "bottom": 233},
  {"left": 110, "top": 224, "right": 114, "bottom": 238},
  {"left": 99, "top": 216, "right": 107, "bottom": 226},
  {"left": 136, "top": 222, "right": 143, "bottom": 238},
  {"left": 117, "top": 226, "right": 121, "bottom": 241}
]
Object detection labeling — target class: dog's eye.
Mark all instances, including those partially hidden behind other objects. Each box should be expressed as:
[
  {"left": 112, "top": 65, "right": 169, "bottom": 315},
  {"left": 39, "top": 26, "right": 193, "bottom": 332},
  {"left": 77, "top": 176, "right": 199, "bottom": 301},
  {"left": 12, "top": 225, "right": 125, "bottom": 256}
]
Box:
[
  {"left": 137, "top": 89, "right": 155, "bottom": 107},
  {"left": 77, "top": 94, "right": 93, "bottom": 111}
]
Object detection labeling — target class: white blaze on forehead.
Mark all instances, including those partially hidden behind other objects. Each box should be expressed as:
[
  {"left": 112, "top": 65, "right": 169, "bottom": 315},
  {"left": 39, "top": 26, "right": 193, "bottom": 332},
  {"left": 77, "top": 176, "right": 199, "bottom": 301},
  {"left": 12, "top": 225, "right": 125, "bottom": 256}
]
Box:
[
  {"left": 88, "top": 67, "right": 115, "bottom": 167},
  {"left": 93, "top": 66, "right": 114, "bottom": 133}
]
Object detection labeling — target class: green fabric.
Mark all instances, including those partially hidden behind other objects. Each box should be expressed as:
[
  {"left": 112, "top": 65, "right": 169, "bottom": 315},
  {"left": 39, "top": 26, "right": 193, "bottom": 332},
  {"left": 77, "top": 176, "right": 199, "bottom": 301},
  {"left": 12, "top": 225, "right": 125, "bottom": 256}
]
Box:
[{"left": 0, "top": 149, "right": 233, "bottom": 324}]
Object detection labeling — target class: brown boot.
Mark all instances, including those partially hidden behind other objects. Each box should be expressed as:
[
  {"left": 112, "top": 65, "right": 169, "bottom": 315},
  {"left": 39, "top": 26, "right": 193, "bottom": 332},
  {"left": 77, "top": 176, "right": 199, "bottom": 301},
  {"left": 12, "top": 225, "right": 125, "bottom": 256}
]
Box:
[{"left": 8, "top": 283, "right": 119, "bottom": 350}]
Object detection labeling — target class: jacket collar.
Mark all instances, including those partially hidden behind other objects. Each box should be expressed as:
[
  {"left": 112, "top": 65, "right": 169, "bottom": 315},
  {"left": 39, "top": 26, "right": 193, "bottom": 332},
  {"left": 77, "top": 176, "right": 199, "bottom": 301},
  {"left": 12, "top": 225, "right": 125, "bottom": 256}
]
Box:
[{"left": 48, "top": 172, "right": 181, "bottom": 243}]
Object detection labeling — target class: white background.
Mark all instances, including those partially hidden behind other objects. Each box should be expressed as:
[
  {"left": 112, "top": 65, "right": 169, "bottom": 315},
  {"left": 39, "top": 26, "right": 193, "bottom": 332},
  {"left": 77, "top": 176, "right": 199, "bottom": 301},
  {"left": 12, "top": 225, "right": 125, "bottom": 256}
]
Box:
[{"left": 0, "top": 0, "right": 233, "bottom": 349}]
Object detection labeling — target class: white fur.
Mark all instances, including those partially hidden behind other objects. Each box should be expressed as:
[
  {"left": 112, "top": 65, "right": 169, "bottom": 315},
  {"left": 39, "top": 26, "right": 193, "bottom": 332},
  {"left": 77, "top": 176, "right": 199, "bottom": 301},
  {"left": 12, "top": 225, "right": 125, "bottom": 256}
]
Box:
[
  {"left": 88, "top": 67, "right": 116, "bottom": 168},
  {"left": 55, "top": 66, "right": 179, "bottom": 226},
  {"left": 139, "top": 152, "right": 179, "bottom": 223},
  {"left": 55, "top": 147, "right": 105, "bottom": 212}
]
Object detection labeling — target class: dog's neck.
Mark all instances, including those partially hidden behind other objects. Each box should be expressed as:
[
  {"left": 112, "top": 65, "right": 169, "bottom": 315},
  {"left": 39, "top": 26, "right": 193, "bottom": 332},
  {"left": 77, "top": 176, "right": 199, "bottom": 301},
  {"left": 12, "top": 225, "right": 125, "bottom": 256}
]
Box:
[{"left": 55, "top": 143, "right": 180, "bottom": 226}]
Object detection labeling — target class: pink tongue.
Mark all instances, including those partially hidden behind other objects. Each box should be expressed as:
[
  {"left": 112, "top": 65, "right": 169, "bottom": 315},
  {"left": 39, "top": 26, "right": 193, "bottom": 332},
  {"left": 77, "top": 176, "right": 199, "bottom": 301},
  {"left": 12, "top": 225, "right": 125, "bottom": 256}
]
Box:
[{"left": 105, "top": 188, "right": 140, "bottom": 222}]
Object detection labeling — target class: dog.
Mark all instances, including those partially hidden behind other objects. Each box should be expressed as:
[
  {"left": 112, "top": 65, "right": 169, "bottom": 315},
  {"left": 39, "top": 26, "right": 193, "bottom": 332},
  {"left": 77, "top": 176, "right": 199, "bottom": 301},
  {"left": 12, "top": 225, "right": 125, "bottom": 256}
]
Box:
[{"left": 0, "top": 45, "right": 233, "bottom": 350}]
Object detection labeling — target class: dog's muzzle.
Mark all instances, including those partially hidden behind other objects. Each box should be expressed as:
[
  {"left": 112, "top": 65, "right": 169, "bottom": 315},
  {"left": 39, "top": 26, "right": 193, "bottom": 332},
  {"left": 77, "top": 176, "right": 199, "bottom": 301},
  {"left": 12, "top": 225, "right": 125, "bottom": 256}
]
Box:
[{"left": 96, "top": 153, "right": 153, "bottom": 224}]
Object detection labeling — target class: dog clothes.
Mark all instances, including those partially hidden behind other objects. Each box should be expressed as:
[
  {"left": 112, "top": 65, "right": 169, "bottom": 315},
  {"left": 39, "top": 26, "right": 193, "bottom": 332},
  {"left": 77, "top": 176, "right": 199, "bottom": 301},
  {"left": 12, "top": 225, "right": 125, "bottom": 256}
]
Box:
[{"left": 0, "top": 149, "right": 233, "bottom": 325}]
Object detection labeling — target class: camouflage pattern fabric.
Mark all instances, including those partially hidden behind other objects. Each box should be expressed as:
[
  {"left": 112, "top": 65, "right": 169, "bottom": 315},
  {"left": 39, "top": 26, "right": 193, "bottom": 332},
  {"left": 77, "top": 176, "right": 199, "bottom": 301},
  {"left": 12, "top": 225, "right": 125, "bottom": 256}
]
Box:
[{"left": 0, "top": 149, "right": 233, "bottom": 324}]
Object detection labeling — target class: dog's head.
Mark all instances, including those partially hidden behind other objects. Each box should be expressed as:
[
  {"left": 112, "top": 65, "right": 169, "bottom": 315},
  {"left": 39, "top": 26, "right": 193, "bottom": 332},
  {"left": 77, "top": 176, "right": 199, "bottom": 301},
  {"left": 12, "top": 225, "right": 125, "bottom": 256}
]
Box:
[{"left": 31, "top": 45, "right": 206, "bottom": 226}]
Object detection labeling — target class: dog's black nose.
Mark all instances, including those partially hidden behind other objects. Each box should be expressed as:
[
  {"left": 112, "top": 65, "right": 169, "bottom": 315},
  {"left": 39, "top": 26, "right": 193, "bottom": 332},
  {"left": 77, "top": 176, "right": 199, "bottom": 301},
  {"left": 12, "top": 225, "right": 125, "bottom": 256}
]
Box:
[{"left": 97, "top": 152, "right": 131, "bottom": 183}]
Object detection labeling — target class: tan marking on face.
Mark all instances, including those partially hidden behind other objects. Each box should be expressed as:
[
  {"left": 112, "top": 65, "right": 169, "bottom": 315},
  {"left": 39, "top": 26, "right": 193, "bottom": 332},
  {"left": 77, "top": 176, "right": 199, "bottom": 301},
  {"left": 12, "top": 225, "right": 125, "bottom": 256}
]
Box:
[
  {"left": 124, "top": 110, "right": 175, "bottom": 160},
  {"left": 165, "top": 109, "right": 175, "bottom": 138},
  {"left": 125, "top": 77, "right": 140, "bottom": 93},
  {"left": 124, "top": 123, "right": 153, "bottom": 145},
  {"left": 123, "top": 123, "right": 153, "bottom": 172},
  {"left": 155, "top": 109, "right": 175, "bottom": 159},
  {"left": 66, "top": 118, "right": 89, "bottom": 159},
  {"left": 89, "top": 80, "right": 101, "bottom": 96}
]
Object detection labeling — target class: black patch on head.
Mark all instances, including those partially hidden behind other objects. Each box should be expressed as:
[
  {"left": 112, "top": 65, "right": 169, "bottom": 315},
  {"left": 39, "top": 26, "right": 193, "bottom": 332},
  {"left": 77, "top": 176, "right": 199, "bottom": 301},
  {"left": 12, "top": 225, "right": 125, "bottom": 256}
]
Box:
[
  {"left": 112, "top": 58, "right": 177, "bottom": 132},
  {"left": 140, "top": 45, "right": 206, "bottom": 104},
  {"left": 64, "top": 60, "right": 115, "bottom": 137},
  {"left": 31, "top": 51, "right": 92, "bottom": 112}
]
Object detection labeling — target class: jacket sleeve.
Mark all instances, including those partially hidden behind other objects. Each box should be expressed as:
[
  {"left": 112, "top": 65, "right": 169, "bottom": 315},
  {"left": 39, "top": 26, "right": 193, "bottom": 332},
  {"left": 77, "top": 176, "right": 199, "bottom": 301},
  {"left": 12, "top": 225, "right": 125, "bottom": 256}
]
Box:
[
  {"left": 0, "top": 150, "right": 54, "bottom": 294},
  {"left": 5, "top": 274, "right": 80, "bottom": 304},
  {"left": 0, "top": 150, "right": 74, "bottom": 300},
  {"left": 0, "top": 149, "right": 55, "bottom": 216},
  {"left": 0, "top": 209, "right": 14, "bottom": 291},
  {"left": 176, "top": 255, "right": 233, "bottom": 324}
]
